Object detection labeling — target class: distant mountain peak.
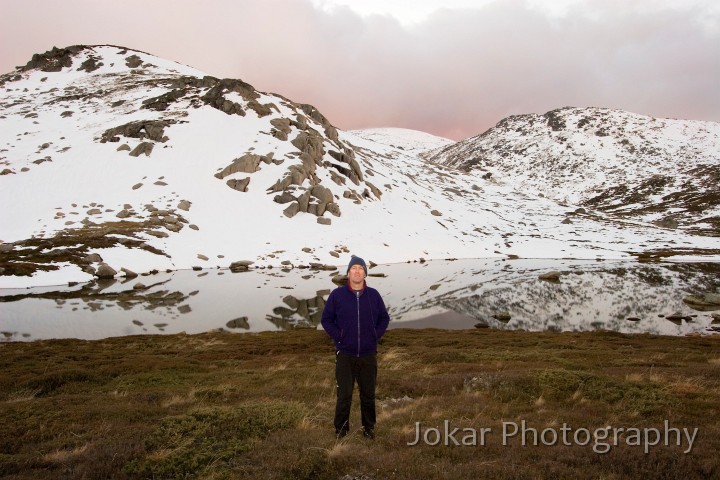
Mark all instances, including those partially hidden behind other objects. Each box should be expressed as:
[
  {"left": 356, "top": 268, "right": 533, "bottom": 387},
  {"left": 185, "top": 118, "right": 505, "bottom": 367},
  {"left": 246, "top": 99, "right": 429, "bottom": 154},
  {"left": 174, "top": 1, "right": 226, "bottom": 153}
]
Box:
[
  {"left": 425, "top": 106, "right": 720, "bottom": 236},
  {"left": 16, "top": 45, "right": 161, "bottom": 74}
]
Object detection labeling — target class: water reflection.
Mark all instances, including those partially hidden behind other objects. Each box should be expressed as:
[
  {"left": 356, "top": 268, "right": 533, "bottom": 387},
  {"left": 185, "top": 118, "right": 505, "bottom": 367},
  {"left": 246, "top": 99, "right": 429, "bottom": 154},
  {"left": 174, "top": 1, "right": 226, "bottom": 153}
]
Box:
[
  {"left": 265, "top": 292, "right": 329, "bottom": 329},
  {"left": 1, "top": 259, "right": 718, "bottom": 341}
]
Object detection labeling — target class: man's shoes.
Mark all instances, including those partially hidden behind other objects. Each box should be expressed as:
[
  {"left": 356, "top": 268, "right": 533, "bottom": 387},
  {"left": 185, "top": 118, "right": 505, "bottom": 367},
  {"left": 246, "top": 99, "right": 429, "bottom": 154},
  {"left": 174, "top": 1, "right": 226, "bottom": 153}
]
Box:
[
  {"left": 362, "top": 428, "right": 375, "bottom": 440},
  {"left": 335, "top": 429, "right": 348, "bottom": 439}
]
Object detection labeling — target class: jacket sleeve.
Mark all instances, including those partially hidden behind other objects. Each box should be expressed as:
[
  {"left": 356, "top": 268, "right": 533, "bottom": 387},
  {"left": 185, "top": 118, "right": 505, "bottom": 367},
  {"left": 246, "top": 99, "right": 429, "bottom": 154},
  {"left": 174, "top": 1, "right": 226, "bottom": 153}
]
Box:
[
  {"left": 321, "top": 290, "right": 341, "bottom": 345},
  {"left": 374, "top": 293, "right": 390, "bottom": 340}
]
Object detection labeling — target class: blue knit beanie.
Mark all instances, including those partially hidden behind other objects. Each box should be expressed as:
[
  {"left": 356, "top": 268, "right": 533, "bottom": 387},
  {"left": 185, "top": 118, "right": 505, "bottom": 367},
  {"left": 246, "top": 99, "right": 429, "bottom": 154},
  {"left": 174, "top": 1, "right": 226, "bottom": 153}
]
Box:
[{"left": 347, "top": 255, "right": 367, "bottom": 275}]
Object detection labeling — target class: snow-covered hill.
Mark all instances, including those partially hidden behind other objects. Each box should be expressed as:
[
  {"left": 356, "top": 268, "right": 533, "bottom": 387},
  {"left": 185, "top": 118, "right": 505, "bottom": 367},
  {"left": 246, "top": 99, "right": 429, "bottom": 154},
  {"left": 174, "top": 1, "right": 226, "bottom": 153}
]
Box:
[
  {"left": 1, "top": 46, "right": 719, "bottom": 288},
  {"left": 424, "top": 107, "right": 720, "bottom": 236},
  {"left": 348, "top": 127, "right": 454, "bottom": 153}
]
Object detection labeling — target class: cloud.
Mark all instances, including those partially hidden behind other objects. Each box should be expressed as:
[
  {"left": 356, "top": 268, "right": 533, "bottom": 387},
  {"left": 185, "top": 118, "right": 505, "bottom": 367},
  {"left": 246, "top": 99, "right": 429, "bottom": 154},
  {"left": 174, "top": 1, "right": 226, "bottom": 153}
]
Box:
[{"left": 1, "top": 0, "right": 718, "bottom": 140}]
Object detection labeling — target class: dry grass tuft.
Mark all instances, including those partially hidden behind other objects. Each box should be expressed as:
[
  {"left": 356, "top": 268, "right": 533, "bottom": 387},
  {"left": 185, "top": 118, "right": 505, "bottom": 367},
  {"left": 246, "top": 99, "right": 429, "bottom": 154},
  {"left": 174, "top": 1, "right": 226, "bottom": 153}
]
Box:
[
  {"left": 326, "top": 442, "right": 355, "bottom": 458},
  {"left": 6, "top": 388, "right": 42, "bottom": 403},
  {"left": 667, "top": 376, "right": 710, "bottom": 395},
  {"left": 42, "top": 444, "right": 88, "bottom": 463}
]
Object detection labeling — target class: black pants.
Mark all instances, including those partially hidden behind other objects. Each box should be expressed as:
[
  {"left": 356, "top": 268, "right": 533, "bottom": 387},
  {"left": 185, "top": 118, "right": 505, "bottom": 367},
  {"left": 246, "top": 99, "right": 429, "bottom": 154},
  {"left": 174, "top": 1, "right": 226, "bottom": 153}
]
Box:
[{"left": 334, "top": 352, "right": 377, "bottom": 433}]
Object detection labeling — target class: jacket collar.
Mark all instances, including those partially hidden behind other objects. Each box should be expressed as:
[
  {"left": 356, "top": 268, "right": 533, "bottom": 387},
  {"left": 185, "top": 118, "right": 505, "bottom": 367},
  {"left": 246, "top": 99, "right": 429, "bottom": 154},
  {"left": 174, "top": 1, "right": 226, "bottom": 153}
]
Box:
[{"left": 347, "top": 280, "right": 366, "bottom": 294}]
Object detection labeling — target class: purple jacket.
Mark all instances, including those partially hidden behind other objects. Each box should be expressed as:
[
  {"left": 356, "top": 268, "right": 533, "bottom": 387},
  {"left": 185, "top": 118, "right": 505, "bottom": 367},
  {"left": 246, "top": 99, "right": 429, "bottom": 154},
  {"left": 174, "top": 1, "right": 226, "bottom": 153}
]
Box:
[{"left": 321, "top": 282, "right": 390, "bottom": 357}]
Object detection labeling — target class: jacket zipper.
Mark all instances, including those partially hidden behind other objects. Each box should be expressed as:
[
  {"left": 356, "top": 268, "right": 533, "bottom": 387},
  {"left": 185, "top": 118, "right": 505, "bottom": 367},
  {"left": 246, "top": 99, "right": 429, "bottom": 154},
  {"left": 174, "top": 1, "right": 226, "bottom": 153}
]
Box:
[{"left": 356, "top": 291, "right": 361, "bottom": 357}]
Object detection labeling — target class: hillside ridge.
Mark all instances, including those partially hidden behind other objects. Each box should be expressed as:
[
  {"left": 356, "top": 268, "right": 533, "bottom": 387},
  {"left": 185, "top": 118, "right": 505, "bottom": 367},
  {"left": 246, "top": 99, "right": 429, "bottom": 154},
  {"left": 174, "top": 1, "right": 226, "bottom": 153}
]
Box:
[{"left": 1, "top": 46, "right": 719, "bottom": 288}]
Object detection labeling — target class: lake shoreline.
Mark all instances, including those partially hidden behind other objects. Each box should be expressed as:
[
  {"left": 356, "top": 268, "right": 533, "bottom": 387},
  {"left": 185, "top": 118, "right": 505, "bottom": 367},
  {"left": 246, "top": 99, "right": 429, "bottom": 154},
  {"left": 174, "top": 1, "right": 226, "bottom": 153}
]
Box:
[{"left": 3, "top": 258, "right": 720, "bottom": 341}]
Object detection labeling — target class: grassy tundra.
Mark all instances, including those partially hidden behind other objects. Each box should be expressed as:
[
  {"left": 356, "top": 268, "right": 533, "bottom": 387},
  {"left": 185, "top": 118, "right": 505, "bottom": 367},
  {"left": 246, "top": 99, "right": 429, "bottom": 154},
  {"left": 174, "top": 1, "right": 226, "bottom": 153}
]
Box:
[{"left": 1, "top": 328, "right": 718, "bottom": 479}]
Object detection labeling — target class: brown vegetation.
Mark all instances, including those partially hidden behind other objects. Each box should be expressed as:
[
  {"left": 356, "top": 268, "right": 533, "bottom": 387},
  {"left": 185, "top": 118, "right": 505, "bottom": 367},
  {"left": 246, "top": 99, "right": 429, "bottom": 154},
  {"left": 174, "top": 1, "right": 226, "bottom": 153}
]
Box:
[{"left": 1, "top": 329, "right": 718, "bottom": 479}]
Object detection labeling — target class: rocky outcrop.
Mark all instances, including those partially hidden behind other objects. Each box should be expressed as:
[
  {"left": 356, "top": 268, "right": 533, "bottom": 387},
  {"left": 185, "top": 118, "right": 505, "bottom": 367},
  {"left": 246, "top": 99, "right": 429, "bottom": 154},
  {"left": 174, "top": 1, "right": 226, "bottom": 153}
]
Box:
[
  {"left": 78, "top": 55, "right": 103, "bottom": 73},
  {"left": 101, "top": 120, "right": 175, "bottom": 144},
  {"left": 20, "top": 45, "right": 86, "bottom": 72},
  {"left": 298, "top": 104, "right": 338, "bottom": 142},
  {"left": 125, "top": 54, "right": 144, "bottom": 68},
  {"left": 142, "top": 88, "right": 188, "bottom": 111},
  {"left": 262, "top": 129, "right": 347, "bottom": 220},
  {"left": 200, "top": 77, "right": 276, "bottom": 117},
  {"left": 272, "top": 184, "right": 340, "bottom": 219},
  {"left": 214, "top": 153, "right": 269, "bottom": 179},
  {"left": 273, "top": 192, "right": 296, "bottom": 204},
  {"left": 366, "top": 181, "right": 382, "bottom": 199},
  {"left": 328, "top": 150, "right": 363, "bottom": 185},
  {"left": 291, "top": 131, "right": 325, "bottom": 185},
  {"left": 311, "top": 185, "right": 333, "bottom": 204},
  {"left": 270, "top": 118, "right": 292, "bottom": 141}
]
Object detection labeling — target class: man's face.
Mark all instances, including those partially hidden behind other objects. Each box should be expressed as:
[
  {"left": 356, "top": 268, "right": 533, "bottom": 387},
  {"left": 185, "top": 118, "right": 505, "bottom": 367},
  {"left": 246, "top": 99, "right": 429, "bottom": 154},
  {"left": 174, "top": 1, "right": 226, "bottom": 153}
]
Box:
[{"left": 348, "top": 264, "right": 365, "bottom": 284}]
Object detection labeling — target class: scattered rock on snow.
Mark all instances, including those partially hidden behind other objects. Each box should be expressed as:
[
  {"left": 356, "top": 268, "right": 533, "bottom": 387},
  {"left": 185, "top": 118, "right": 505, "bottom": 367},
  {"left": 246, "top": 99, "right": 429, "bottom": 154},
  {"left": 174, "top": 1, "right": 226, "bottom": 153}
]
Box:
[
  {"left": 683, "top": 293, "right": 720, "bottom": 309},
  {"left": 80, "top": 253, "right": 103, "bottom": 264},
  {"left": 226, "top": 317, "right": 250, "bottom": 329},
  {"left": 493, "top": 311, "right": 511, "bottom": 321},
  {"left": 129, "top": 142, "right": 154, "bottom": 157},
  {"left": 227, "top": 177, "right": 250, "bottom": 192},
  {"left": 283, "top": 202, "right": 300, "bottom": 218},
  {"left": 539, "top": 271, "right": 562, "bottom": 281}
]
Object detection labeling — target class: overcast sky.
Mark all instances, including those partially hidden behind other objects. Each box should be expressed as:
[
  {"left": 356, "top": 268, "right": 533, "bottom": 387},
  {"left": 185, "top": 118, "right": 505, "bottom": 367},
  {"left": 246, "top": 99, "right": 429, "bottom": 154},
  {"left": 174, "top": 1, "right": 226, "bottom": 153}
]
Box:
[{"left": 1, "top": 0, "right": 718, "bottom": 140}]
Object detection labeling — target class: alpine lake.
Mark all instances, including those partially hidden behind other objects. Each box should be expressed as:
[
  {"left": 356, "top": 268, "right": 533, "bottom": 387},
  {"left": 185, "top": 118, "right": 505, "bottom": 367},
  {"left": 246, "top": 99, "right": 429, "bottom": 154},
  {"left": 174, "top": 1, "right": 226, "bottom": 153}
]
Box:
[{"left": 2, "top": 258, "right": 719, "bottom": 342}]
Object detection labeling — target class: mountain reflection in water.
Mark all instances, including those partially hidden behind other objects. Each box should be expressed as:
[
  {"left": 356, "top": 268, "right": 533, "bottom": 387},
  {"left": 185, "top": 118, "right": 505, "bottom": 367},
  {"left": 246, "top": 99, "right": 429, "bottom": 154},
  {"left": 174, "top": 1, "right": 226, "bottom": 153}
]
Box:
[{"left": 1, "top": 259, "right": 718, "bottom": 341}]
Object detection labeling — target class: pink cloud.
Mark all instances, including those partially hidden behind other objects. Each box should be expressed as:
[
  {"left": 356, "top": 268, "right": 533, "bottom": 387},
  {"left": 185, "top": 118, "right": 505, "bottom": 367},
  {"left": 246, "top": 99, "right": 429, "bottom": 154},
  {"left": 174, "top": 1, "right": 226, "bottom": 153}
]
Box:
[{"left": 1, "top": 0, "right": 718, "bottom": 140}]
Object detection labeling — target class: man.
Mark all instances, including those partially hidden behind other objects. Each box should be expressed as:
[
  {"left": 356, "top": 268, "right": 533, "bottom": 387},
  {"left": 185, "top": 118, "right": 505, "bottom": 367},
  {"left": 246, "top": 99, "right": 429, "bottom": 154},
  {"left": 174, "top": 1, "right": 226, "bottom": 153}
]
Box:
[{"left": 321, "top": 255, "right": 391, "bottom": 439}]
